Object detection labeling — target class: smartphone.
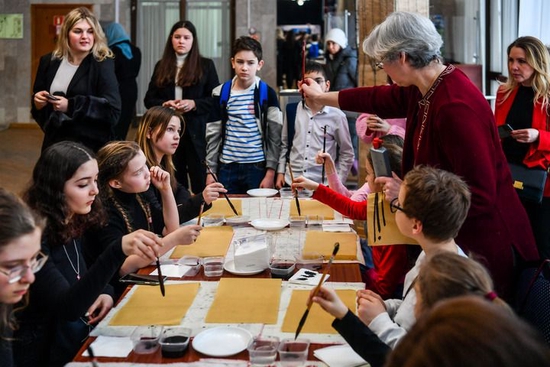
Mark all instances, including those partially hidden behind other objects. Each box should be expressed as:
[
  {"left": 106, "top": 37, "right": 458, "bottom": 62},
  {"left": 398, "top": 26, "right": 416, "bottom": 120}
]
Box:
[
  {"left": 498, "top": 124, "right": 513, "bottom": 139},
  {"left": 119, "top": 273, "right": 167, "bottom": 285},
  {"left": 46, "top": 93, "right": 60, "bottom": 101}
]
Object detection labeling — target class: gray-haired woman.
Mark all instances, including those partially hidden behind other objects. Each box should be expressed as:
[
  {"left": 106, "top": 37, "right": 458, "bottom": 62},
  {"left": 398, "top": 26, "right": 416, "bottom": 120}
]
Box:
[{"left": 300, "top": 11, "right": 538, "bottom": 301}]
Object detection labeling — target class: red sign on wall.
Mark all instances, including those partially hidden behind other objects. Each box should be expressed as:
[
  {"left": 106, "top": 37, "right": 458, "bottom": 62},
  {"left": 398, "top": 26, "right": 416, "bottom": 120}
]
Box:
[{"left": 53, "top": 15, "right": 64, "bottom": 26}]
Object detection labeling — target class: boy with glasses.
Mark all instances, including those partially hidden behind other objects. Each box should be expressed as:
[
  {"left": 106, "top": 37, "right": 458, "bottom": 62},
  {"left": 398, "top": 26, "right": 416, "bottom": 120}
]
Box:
[
  {"left": 294, "top": 165, "right": 471, "bottom": 365},
  {"left": 276, "top": 61, "right": 353, "bottom": 188}
]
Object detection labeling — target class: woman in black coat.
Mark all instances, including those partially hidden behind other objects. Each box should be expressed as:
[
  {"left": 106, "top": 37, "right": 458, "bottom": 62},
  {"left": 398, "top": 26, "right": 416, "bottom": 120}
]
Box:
[
  {"left": 31, "top": 7, "right": 121, "bottom": 153},
  {"left": 144, "top": 20, "right": 219, "bottom": 193}
]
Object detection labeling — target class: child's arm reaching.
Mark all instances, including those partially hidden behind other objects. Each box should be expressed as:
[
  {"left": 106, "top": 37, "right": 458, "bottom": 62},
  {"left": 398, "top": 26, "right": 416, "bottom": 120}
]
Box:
[{"left": 150, "top": 166, "right": 179, "bottom": 235}]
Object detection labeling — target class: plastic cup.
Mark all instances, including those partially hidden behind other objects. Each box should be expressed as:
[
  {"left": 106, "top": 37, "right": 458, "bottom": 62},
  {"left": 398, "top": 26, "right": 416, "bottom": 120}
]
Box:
[
  {"left": 159, "top": 326, "right": 191, "bottom": 358},
  {"left": 202, "top": 214, "right": 225, "bottom": 227},
  {"left": 131, "top": 325, "right": 162, "bottom": 354},
  {"left": 278, "top": 338, "right": 310, "bottom": 367},
  {"left": 247, "top": 336, "right": 279, "bottom": 366},
  {"left": 203, "top": 256, "right": 224, "bottom": 277},
  {"left": 295, "top": 252, "right": 324, "bottom": 271},
  {"left": 269, "top": 258, "right": 296, "bottom": 280},
  {"left": 178, "top": 256, "right": 201, "bottom": 277}
]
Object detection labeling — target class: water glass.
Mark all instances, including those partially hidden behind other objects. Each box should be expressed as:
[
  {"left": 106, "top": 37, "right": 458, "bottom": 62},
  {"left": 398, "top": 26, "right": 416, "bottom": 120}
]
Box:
[
  {"left": 278, "top": 338, "right": 310, "bottom": 367},
  {"left": 203, "top": 256, "right": 224, "bottom": 277},
  {"left": 131, "top": 325, "right": 163, "bottom": 354},
  {"left": 247, "top": 335, "right": 279, "bottom": 366}
]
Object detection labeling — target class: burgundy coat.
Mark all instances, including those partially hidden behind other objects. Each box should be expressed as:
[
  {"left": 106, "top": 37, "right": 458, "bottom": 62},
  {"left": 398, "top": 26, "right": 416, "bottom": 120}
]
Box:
[{"left": 339, "top": 65, "right": 538, "bottom": 296}]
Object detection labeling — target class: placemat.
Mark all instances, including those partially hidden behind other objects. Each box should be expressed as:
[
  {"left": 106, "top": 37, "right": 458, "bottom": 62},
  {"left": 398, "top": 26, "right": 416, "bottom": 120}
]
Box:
[
  {"left": 209, "top": 199, "right": 243, "bottom": 217},
  {"left": 109, "top": 283, "right": 200, "bottom": 326},
  {"left": 303, "top": 232, "right": 358, "bottom": 260},
  {"left": 170, "top": 226, "right": 234, "bottom": 258},
  {"left": 281, "top": 289, "right": 357, "bottom": 334},
  {"left": 205, "top": 278, "right": 281, "bottom": 324},
  {"left": 290, "top": 199, "right": 335, "bottom": 219}
]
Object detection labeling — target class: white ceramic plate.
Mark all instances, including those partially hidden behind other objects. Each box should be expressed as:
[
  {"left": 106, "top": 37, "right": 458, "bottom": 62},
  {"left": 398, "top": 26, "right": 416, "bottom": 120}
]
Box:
[
  {"left": 192, "top": 326, "right": 253, "bottom": 357},
  {"left": 223, "top": 259, "right": 267, "bottom": 276},
  {"left": 250, "top": 218, "right": 289, "bottom": 231},
  {"left": 247, "top": 188, "right": 279, "bottom": 197}
]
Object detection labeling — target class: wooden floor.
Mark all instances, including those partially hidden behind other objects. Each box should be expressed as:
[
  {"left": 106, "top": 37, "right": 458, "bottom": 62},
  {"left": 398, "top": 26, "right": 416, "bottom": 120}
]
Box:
[
  {"left": 0, "top": 125, "right": 139, "bottom": 196},
  {"left": 0, "top": 125, "right": 43, "bottom": 195}
]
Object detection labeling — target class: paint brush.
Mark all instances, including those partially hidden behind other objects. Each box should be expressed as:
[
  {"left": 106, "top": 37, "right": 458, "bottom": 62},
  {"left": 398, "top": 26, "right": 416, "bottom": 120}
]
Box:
[
  {"left": 156, "top": 256, "right": 165, "bottom": 297},
  {"left": 301, "top": 39, "right": 306, "bottom": 107},
  {"left": 321, "top": 125, "right": 327, "bottom": 184},
  {"left": 197, "top": 202, "right": 205, "bottom": 226},
  {"left": 204, "top": 162, "right": 239, "bottom": 216},
  {"left": 287, "top": 161, "right": 301, "bottom": 216},
  {"left": 294, "top": 242, "right": 340, "bottom": 339},
  {"left": 87, "top": 345, "right": 99, "bottom": 367}
]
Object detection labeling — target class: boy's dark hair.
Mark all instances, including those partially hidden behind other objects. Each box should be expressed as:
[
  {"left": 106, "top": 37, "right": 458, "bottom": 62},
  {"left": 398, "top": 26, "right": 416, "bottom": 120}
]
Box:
[
  {"left": 232, "top": 36, "right": 263, "bottom": 60},
  {"left": 304, "top": 61, "right": 327, "bottom": 79},
  {"left": 402, "top": 165, "right": 471, "bottom": 242}
]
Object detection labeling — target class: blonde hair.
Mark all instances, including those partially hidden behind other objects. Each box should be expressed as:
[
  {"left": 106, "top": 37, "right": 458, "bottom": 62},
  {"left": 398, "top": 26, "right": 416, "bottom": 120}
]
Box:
[
  {"left": 135, "top": 106, "right": 185, "bottom": 191},
  {"left": 416, "top": 252, "right": 510, "bottom": 315},
  {"left": 52, "top": 7, "right": 113, "bottom": 62},
  {"left": 500, "top": 36, "right": 550, "bottom": 111}
]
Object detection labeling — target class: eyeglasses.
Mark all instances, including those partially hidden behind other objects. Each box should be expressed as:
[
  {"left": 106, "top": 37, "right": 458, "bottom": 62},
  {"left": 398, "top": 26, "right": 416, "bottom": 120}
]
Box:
[
  {"left": 0, "top": 251, "right": 48, "bottom": 284},
  {"left": 375, "top": 61, "right": 384, "bottom": 70},
  {"left": 390, "top": 198, "right": 407, "bottom": 214}
]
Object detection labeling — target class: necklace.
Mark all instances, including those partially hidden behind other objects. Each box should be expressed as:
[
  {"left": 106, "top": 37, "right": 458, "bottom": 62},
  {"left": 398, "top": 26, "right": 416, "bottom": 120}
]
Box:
[
  {"left": 415, "top": 64, "right": 455, "bottom": 156},
  {"left": 63, "top": 239, "right": 81, "bottom": 280}
]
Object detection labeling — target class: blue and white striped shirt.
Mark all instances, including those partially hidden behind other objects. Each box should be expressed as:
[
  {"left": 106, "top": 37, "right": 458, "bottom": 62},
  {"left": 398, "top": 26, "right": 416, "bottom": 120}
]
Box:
[{"left": 221, "top": 86, "right": 265, "bottom": 163}]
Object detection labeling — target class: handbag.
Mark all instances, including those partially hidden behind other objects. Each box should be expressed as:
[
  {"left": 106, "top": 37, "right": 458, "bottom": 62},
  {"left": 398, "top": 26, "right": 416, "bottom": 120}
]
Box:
[
  {"left": 366, "top": 192, "right": 418, "bottom": 246},
  {"left": 508, "top": 163, "right": 547, "bottom": 203}
]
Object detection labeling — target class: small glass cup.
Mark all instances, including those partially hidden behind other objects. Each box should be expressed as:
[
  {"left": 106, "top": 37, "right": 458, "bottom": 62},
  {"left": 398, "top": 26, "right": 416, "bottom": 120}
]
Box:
[
  {"left": 203, "top": 256, "right": 224, "bottom": 277},
  {"left": 247, "top": 335, "right": 279, "bottom": 366},
  {"left": 289, "top": 215, "right": 306, "bottom": 228},
  {"left": 159, "top": 326, "right": 191, "bottom": 358},
  {"left": 268, "top": 257, "right": 296, "bottom": 280},
  {"left": 306, "top": 214, "right": 324, "bottom": 227},
  {"left": 202, "top": 213, "right": 225, "bottom": 227},
  {"left": 278, "top": 338, "right": 310, "bottom": 367},
  {"left": 279, "top": 187, "right": 294, "bottom": 199},
  {"left": 131, "top": 325, "right": 163, "bottom": 354}
]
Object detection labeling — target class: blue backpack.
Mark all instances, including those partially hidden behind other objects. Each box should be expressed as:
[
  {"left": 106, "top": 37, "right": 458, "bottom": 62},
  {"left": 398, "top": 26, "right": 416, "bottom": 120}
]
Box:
[{"left": 218, "top": 79, "right": 270, "bottom": 152}]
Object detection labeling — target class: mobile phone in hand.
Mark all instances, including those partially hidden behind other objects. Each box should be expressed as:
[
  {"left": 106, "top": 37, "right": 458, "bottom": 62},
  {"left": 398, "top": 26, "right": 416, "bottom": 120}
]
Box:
[
  {"left": 498, "top": 124, "right": 513, "bottom": 139},
  {"left": 46, "top": 93, "right": 59, "bottom": 101}
]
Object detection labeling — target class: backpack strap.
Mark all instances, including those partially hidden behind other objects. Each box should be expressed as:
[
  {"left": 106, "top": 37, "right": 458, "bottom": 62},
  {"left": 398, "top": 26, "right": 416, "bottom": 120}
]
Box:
[
  {"left": 255, "top": 80, "right": 269, "bottom": 153},
  {"left": 285, "top": 102, "right": 299, "bottom": 160},
  {"left": 218, "top": 80, "right": 233, "bottom": 159}
]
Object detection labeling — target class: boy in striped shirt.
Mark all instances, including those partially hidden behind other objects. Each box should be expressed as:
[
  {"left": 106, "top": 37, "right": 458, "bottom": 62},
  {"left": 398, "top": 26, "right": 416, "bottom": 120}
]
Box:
[{"left": 206, "top": 36, "right": 282, "bottom": 193}]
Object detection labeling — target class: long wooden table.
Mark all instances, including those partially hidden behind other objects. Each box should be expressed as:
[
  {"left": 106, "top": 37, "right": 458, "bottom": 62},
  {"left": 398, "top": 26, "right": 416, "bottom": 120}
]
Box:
[{"left": 73, "top": 196, "right": 364, "bottom": 364}]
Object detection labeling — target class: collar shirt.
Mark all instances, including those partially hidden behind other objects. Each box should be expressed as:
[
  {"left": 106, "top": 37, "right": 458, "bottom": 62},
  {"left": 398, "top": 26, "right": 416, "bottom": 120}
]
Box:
[{"left": 281, "top": 103, "right": 354, "bottom": 185}]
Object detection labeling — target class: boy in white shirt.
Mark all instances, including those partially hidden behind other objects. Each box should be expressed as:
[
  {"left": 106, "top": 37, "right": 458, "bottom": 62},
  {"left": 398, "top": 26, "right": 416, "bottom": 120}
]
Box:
[{"left": 276, "top": 61, "right": 353, "bottom": 188}]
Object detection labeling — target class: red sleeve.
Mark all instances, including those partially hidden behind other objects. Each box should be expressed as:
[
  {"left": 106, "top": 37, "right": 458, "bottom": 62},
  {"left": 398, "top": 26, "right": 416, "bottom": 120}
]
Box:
[
  {"left": 312, "top": 184, "right": 366, "bottom": 220},
  {"left": 365, "top": 246, "right": 410, "bottom": 299}
]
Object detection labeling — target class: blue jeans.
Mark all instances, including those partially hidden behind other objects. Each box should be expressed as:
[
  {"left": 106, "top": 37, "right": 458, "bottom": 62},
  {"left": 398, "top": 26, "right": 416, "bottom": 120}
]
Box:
[{"left": 218, "top": 162, "right": 266, "bottom": 194}]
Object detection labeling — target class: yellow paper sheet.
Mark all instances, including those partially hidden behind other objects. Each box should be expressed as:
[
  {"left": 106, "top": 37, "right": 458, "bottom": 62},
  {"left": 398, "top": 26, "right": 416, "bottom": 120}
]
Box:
[
  {"left": 170, "top": 226, "right": 233, "bottom": 258},
  {"left": 205, "top": 278, "right": 282, "bottom": 324},
  {"left": 209, "top": 199, "right": 242, "bottom": 217},
  {"left": 303, "top": 232, "right": 358, "bottom": 260},
  {"left": 109, "top": 283, "right": 200, "bottom": 326},
  {"left": 281, "top": 289, "right": 357, "bottom": 334},
  {"left": 290, "top": 200, "right": 335, "bottom": 219}
]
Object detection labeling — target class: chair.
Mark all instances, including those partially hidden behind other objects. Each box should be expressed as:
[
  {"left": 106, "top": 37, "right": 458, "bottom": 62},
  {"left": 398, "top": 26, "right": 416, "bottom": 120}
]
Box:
[{"left": 515, "top": 259, "right": 550, "bottom": 344}]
